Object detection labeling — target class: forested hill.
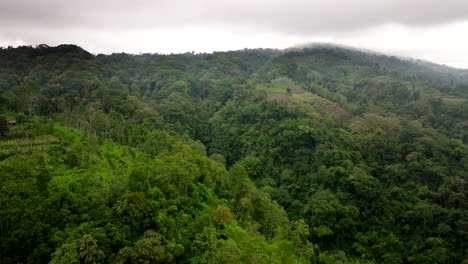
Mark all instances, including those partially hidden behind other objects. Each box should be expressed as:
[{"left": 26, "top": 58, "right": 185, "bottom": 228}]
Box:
[
  {"left": 0, "top": 44, "right": 467, "bottom": 264},
  {"left": 290, "top": 44, "right": 468, "bottom": 84}
]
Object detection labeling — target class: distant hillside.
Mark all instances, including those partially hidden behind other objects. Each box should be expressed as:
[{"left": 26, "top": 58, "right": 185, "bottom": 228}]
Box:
[{"left": 290, "top": 43, "right": 468, "bottom": 86}]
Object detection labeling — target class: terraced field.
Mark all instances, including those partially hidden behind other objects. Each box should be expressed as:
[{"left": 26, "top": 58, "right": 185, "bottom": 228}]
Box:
[{"left": 0, "top": 135, "right": 60, "bottom": 157}]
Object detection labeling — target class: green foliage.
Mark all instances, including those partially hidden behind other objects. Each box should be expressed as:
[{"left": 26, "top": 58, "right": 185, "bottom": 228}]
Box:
[
  {"left": 50, "top": 234, "right": 105, "bottom": 264},
  {"left": 211, "top": 205, "right": 234, "bottom": 226},
  {"left": 115, "top": 230, "right": 182, "bottom": 264},
  {"left": 0, "top": 44, "right": 467, "bottom": 264}
]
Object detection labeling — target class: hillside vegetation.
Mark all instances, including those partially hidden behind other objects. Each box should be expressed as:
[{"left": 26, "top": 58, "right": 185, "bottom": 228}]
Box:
[{"left": 0, "top": 44, "right": 467, "bottom": 264}]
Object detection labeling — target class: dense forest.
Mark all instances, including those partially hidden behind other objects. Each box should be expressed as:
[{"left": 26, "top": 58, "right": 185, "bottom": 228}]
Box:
[{"left": 0, "top": 44, "right": 467, "bottom": 264}]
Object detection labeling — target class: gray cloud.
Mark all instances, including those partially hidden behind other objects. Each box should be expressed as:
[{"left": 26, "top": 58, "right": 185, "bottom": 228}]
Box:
[
  {"left": 1, "top": 0, "right": 468, "bottom": 33},
  {"left": 204, "top": 0, "right": 468, "bottom": 34}
]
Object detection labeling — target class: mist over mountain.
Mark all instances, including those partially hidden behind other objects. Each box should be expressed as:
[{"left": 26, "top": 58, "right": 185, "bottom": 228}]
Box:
[{"left": 0, "top": 44, "right": 467, "bottom": 264}]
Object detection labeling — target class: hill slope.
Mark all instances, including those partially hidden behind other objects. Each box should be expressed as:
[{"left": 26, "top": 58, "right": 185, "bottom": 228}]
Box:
[{"left": 0, "top": 44, "right": 467, "bottom": 264}]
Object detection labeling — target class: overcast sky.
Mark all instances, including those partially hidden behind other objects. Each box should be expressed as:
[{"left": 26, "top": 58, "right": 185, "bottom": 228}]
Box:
[{"left": 1, "top": 0, "right": 468, "bottom": 68}]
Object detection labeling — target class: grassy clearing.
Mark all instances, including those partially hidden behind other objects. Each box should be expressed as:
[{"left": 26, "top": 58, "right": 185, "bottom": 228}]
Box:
[
  {"left": 257, "top": 84, "right": 286, "bottom": 93},
  {"left": 257, "top": 76, "right": 300, "bottom": 94},
  {"left": 266, "top": 87, "right": 287, "bottom": 93},
  {"left": 440, "top": 96, "right": 466, "bottom": 104},
  {"left": 292, "top": 93, "right": 322, "bottom": 102}
]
